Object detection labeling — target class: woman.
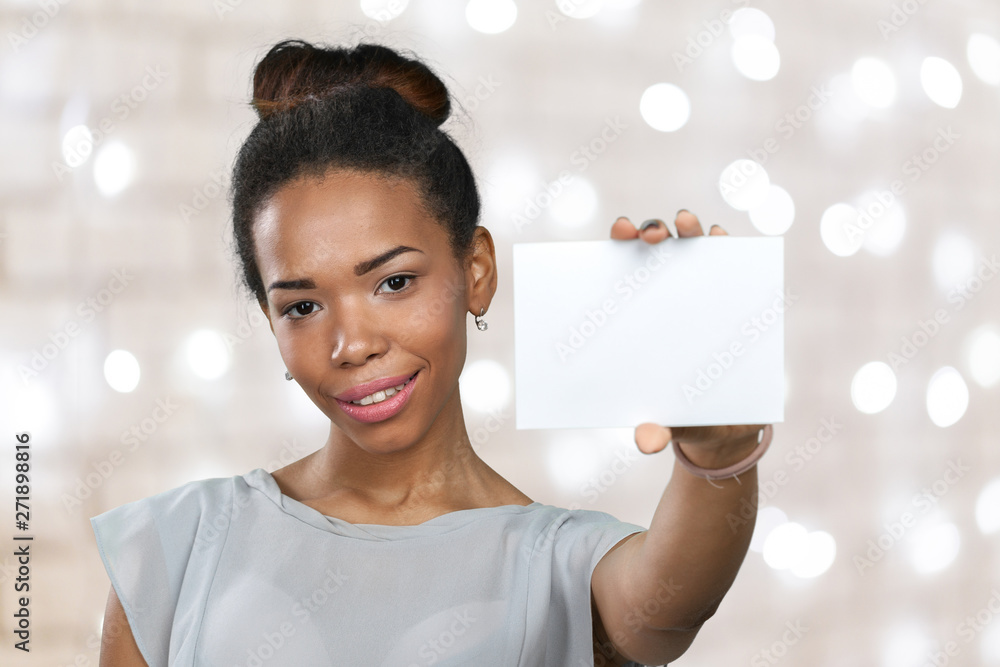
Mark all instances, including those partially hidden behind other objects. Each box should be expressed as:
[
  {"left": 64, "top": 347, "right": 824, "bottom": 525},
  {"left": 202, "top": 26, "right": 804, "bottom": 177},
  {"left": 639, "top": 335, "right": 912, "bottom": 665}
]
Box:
[{"left": 91, "top": 39, "right": 772, "bottom": 667}]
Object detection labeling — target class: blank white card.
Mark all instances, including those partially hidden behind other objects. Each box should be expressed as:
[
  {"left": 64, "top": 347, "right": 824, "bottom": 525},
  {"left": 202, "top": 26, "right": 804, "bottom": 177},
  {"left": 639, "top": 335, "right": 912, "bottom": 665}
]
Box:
[{"left": 512, "top": 236, "right": 786, "bottom": 430}]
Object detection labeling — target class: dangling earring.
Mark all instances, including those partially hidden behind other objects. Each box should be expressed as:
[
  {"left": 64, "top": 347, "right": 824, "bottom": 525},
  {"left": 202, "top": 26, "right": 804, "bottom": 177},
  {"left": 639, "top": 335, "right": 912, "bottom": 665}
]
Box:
[
  {"left": 284, "top": 370, "right": 293, "bottom": 381},
  {"left": 475, "top": 307, "right": 488, "bottom": 331}
]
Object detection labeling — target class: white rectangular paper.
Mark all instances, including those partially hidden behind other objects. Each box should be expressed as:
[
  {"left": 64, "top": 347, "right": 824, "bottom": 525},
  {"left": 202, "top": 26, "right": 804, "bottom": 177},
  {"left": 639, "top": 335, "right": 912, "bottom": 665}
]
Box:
[{"left": 512, "top": 236, "right": 785, "bottom": 429}]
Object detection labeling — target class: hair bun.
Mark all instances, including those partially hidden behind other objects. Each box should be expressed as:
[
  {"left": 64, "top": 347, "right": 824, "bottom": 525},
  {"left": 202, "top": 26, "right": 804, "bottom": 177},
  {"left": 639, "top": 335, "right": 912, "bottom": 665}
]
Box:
[{"left": 251, "top": 39, "right": 451, "bottom": 126}]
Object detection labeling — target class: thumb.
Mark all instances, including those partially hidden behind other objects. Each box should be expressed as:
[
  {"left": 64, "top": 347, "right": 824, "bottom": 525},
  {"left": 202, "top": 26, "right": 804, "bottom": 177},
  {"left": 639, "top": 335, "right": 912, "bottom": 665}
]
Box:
[{"left": 635, "top": 422, "right": 673, "bottom": 454}]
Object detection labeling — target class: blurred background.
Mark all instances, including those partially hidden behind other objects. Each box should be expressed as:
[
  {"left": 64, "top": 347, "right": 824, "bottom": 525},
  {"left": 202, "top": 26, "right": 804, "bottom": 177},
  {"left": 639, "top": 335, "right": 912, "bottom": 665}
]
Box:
[{"left": 1, "top": 0, "right": 999, "bottom": 664}]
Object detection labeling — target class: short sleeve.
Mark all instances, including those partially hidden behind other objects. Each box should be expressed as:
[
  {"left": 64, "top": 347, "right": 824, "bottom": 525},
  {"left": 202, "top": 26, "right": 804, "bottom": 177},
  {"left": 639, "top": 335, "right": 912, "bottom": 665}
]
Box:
[
  {"left": 90, "top": 477, "right": 232, "bottom": 667},
  {"left": 541, "top": 508, "right": 646, "bottom": 667}
]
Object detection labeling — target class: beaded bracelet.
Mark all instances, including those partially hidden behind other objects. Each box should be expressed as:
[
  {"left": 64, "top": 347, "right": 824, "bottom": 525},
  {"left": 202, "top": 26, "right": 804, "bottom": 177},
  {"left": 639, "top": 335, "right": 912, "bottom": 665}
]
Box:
[{"left": 671, "top": 424, "right": 774, "bottom": 482}]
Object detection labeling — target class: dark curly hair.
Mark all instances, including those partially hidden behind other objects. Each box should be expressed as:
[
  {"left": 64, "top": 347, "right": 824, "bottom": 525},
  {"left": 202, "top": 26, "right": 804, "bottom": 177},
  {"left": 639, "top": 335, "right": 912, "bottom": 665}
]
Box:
[{"left": 229, "top": 39, "right": 482, "bottom": 304}]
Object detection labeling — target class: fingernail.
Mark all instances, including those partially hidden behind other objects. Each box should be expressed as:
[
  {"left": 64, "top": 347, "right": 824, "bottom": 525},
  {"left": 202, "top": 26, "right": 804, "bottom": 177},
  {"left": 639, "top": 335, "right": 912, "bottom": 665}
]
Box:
[
  {"left": 640, "top": 219, "right": 661, "bottom": 232},
  {"left": 676, "top": 208, "right": 689, "bottom": 216}
]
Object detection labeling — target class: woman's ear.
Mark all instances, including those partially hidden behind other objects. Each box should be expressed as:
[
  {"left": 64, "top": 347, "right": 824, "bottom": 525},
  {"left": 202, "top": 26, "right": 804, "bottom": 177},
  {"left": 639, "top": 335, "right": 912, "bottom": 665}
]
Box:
[{"left": 466, "top": 226, "right": 498, "bottom": 314}]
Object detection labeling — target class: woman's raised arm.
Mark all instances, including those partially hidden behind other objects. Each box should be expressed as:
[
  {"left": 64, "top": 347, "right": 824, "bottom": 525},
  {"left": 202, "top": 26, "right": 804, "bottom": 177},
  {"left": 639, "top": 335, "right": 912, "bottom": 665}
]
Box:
[{"left": 590, "top": 211, "right": 766, "bottom": 665}]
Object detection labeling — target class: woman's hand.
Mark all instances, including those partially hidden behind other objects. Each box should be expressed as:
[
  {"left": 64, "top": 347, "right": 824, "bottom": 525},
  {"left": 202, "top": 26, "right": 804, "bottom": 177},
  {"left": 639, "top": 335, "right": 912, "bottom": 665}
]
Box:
[{"left": 609, "top": 210, "right": 766, "bottom": 469}]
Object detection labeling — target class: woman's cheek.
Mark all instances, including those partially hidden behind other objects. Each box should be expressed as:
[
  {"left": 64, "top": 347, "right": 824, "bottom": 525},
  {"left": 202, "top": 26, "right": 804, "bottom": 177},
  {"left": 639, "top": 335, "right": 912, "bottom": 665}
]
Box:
[{"left": 398, "top": 290, "right": 461, "bottom": 343}]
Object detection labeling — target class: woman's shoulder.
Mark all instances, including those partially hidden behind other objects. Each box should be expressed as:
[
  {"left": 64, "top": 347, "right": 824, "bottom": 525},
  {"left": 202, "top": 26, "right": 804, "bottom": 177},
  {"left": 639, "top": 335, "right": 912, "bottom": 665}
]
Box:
[{"left": 89, "top": 470, "right": 251, "bottom": 536}]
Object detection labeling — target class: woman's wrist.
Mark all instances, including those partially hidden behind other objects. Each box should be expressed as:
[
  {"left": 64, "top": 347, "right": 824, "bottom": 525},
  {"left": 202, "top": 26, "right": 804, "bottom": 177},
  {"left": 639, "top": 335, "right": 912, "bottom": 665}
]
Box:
[{"left": 672, "top": 425, "right": 773, "bottom": 479}]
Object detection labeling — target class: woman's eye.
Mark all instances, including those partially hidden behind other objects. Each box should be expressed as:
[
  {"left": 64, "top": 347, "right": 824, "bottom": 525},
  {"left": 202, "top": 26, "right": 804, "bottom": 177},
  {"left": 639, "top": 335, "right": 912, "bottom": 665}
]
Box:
[
  {"left": 284, "top": 301, "right": 317, "bottom": 319},
  {"left": 379, "top": 274, "right": 414, "bottom": 294}
]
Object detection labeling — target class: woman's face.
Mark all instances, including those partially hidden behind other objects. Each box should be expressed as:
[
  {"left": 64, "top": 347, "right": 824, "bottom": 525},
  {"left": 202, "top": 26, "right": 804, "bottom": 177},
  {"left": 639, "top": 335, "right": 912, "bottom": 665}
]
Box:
[{"left": 253, "top": 169, "right": 493, "bottom": 454}]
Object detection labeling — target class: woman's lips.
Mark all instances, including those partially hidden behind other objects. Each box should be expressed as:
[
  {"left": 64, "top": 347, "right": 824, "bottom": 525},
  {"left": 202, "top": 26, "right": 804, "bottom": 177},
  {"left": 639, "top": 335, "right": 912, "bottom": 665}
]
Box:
[{"left": 334, "top": 371, "right": 419, "bottom": 423}]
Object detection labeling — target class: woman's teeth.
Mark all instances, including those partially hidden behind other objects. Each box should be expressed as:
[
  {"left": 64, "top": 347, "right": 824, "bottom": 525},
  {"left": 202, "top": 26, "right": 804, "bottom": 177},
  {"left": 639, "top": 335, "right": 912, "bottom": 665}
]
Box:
[{"left": 351, "top": 379, "right": 409, "bottom": 406}]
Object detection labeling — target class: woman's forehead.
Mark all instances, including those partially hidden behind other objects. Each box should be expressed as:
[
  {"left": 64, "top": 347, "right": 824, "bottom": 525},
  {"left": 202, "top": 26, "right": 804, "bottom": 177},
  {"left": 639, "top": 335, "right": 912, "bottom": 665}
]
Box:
[{"left": 253, "top": 171, "right": 445, "bottom": 274}]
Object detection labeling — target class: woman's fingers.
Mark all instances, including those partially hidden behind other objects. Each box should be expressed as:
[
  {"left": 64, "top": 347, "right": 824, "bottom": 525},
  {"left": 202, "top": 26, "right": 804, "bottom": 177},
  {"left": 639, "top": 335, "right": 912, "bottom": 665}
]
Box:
[
  {"left": 638, "top": 218, "right": 671, "bottom": 244},
  {"left": 675, "top": 209, "right": 705, "bottom": 237},
  {"left": 611, "top": 216, "right": 674, "bottom": 244},
  {"left": 610, "top": 216, "right": 639, "bottom": 240},
  {"left": 614, "top": 212, "right": 726, "bottom": 242}
]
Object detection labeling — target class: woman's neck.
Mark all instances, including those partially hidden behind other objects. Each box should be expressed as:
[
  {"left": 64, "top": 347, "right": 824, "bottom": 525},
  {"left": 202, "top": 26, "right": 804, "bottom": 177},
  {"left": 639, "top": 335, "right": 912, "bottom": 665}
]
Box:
[{"left": 270, "top": 391, "right": 532, "bottom": 525}]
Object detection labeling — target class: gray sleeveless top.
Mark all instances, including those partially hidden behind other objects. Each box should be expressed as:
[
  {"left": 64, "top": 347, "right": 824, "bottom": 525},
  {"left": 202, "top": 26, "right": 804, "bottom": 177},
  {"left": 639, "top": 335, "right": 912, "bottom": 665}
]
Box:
[{"left": 90, "top": 468, "right": 648, "bottom": 666}]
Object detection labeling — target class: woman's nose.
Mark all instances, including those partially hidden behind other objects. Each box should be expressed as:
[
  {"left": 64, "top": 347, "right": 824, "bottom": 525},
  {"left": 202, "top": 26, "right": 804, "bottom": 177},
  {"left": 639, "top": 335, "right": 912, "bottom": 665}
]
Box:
[{"left": 329, "top": 303, "right": 390, "bottom": 367}]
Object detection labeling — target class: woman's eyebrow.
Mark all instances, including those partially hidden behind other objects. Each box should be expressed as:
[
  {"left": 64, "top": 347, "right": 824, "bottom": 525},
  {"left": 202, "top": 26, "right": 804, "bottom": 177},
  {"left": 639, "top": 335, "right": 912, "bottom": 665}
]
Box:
[
  {"left": 353, "top": 245, "right": 423, "bottom": 276},
  {"left": 266, "top": 245, "right": 424, "bottom": 293}
]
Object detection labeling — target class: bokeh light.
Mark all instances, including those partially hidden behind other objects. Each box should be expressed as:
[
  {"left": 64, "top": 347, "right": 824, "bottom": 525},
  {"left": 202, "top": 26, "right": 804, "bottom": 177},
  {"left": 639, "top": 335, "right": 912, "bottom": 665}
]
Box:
[
  {"left": 932, "top": 232, "right": 977, "bottom": 291},
  {"left": 750, "top": 506, "right": 788, "bottom": 553},
  {"left": 789, "top": 530, "right": 836, "bottom": 578},
  {"left": 727, "top": 8, "right": 775, "bottom": 41},
  {"left": 851, "top": 57, "right": 896, "bottom": 108},
  {"left": 93, "top": 141, "right": 136, "bottom": 197},
  {"left": 460, "top": 358, "right": 510, "bottom": 412},
  {"left": 851, "top": 361, "right": 897, "bottom": 414},
  {"left": 762, "top": 521, "right": 806, "bottom": 570},
  {"left": 926, "top": 366, "right": 969, "bottom": 427},
  {"left": 639, "top": 82, "right": 690, "bottom": 132},
  {"left": 975, "top": 478, "right": 1000, "bottom": 534},
  {"left": 360, "top": 0, "right": 408, "bottom": 21},
  {"left": 906, "top": 518, "right": 960, "bottom": 574},
  {"left": 184, "top": 329, "right": 231, "bottom": 380},
  {"left": 967, "top": 33, "right": 1000, "bottom": 85},
  {"left": 61, "top": 124, "right": 93, "bottom": 167},
  {"left": 731, "top": 35, "right": 780, "bottom": 81},
  {"left": 466, "top": 0, "right": 517, "bottom": 34},
  {"left": 104, "top": 349, "right": 140, "bottom": 393},
  {"left": 820, "top": 203, "right": 863, "bottom": 257},
  {"left": 858, "top": 192, "right": 906, "bottom": 256},
  {"left": 965, "top": 325, "right": 1000, "bottom": 387},
  {"left": 719, "top": 159, "right": 770, "bottom": 211},
  {"left": 748, "top": 184, "right": 795, "bottom": 235},
  {"left": 920, "top": 56, "right": 963, "bottom": 108},
  {"left": 544, "top": 434, "right": 605, "bottom": 494}
]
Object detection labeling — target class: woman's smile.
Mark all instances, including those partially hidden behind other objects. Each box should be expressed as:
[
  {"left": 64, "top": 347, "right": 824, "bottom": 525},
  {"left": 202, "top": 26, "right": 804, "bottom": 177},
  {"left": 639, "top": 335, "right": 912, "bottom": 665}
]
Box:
[{"left": 332, "top": 370, "right": 422, "bottom": 423}]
